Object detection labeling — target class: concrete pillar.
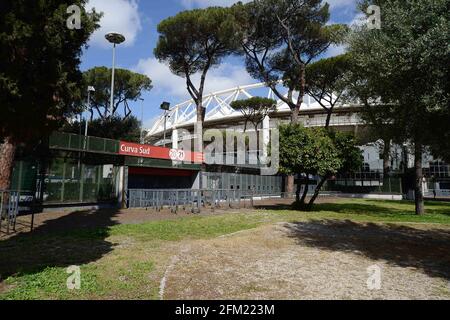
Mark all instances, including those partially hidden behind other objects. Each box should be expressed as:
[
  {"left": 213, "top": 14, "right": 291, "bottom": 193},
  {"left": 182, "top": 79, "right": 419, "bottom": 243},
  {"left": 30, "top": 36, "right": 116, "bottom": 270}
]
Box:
[
  {"left": 117, "top": 166, "right": 127, "bottom": 208},
  {"left": 262, "top": 115, "right": 270, "bottom": 158},
  {"left": 172, "top": 128, "right": 178, "bottom": 149}
]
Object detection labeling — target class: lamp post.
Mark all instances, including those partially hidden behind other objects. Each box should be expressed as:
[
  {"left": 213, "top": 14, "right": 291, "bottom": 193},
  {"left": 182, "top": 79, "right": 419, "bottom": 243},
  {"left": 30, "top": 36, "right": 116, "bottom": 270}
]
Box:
[
  {"left": 84, "top": 86, "right": 95, "bottom": 139},
  {"left": 105, "top": 32, "right": 125, "bottom": 118},
  {"left": 160, "top": 102, "right": 171, "bottom": 147},
  {"left": 139, "top": 98, "right": 144, "bottom": 144}
]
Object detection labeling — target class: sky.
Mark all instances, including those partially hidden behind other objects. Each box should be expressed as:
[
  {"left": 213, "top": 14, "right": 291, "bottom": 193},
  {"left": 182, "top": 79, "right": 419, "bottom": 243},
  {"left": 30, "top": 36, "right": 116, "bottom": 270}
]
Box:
[{"left": 80, "top": 0, "right": 360, "bottom": 128}]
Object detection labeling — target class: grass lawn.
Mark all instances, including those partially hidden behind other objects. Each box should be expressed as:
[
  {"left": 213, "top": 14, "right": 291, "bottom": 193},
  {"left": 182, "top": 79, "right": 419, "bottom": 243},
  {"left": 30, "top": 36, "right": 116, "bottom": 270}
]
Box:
[{"left": 0, "top": 199, "right": 449, "bottom": 300}]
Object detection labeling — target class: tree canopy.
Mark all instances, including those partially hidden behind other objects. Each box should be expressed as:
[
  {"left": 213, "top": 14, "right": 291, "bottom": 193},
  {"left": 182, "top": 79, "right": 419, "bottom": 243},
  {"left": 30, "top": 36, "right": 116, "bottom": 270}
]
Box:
[
  {"left": 305, "top": 54, "right": 351, "bottom": 128},
  {"left": 63, "top": 115, "right": 142, "bottom": 142},
  {"left": 233, "top": 0, "right": 347, "bottom": 122},
  {"left": 82, "top": 67, "right": 152, "bottom": 120},
  {"left": 280, "top": 124, "right": 362, "bottom": 209},
  {"left": 0, "top": 1, "right": 101, "bottom": 142},
  {"left": 154, "top": 6, "right": 239, "bottom": 124},
  {"left": 347, "top": 0, "right": 449, "bottom": 214},
  {"left": 230, "top": 97, "right": 276, "bottom": 132},
  {"left": 0, "top": 0, "right": 101, "bottom": 190}
]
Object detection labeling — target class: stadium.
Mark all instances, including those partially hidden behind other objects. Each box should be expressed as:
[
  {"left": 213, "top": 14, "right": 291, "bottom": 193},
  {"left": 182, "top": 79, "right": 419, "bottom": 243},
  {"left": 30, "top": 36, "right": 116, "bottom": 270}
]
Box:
[
  {"left": 7, "top": 80, "right": 449, "bottom": 213},
  {"left": 145, "top": 82, "right": 449, "bottom": 198}
]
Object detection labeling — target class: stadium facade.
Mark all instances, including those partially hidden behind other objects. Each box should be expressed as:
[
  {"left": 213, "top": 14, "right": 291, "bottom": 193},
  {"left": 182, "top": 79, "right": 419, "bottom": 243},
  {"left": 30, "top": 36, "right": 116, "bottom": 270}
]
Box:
[{"left": 9, "top": 83, "right": 450, "bottom": 209}]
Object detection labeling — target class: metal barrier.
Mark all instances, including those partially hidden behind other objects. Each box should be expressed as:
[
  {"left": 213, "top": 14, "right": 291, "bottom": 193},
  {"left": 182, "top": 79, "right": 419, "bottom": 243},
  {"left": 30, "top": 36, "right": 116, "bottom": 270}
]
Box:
[
  {"left": 0, "top": 190, "right": 21, "bottom": 235},
  {"left": 127, "top": 189, "right": 283, "bottom": 213}
]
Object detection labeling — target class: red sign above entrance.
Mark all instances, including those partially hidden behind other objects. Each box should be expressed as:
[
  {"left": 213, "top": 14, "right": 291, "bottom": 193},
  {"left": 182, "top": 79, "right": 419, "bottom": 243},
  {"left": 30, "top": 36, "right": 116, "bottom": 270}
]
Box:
[{"left": 119, "top": 141, "right": 203, "bottom": 164}]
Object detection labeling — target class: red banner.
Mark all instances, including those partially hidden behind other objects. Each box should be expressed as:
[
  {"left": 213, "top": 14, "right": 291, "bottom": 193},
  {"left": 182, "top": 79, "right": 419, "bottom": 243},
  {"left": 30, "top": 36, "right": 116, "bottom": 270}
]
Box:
[{"left": 119, "top": 141, "right": 203, "bottom": 164}]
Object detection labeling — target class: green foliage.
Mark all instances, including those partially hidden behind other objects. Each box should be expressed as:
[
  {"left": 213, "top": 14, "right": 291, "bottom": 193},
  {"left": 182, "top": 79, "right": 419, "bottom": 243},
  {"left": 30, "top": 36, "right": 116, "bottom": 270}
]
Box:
[
  {"left": 155, "top": 7, "right": 238, "bottom": 77},
  {"left": 347, "top": 0, "right": 449, "bottom": 214},
  {"left": 347, "top": 0, "right": 449, "bottom": 146},
  {"left": 279, "top": 124, "right": 342, "bottom": 176},
  {"left": 154, "top": 6, "right": 239, "bottom": 119},
  {"left": 279, "top": 124, "right": 363, "bottom": 208},
  {"left": 234, "top": 0, "right": 347, "bottom": 116},
  {"left": 426, "top": 110, "right": 450, "bottom": 162},
  {"left": 0, "top": 1, "right": 101, "bottom": 142},
  {"left": 305, "top": 54, "right": 350, "bottom": 101},
  {"left": 82, "top": 67, "right": 152, "bottom": 119},
  {"left": 329, "top": 130, "right": 364, "bottom": 174},
  {"left": 302, "top": 54, "right": 351, "bottom": 127},
  {"left": 63, "top": 115, "right": 142, "bottom": 142},
  {"left": 230, "top": 97, "right": 276, "bottom": 131}
]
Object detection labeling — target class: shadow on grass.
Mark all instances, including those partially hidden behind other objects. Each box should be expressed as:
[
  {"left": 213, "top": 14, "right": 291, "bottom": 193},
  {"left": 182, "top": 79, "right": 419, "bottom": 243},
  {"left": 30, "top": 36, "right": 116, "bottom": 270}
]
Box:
[
  {"left": 314, "top": 201, "right": 450, "bottom": 218},
  {"left": 285, "top": 219, "right": 450, "bottom": 280},
  {"left": 254, "top": 200, "right": 400, "bottom": 215},
  {"left": 0, "top": 208, "right": 121, "bottom": 282}
]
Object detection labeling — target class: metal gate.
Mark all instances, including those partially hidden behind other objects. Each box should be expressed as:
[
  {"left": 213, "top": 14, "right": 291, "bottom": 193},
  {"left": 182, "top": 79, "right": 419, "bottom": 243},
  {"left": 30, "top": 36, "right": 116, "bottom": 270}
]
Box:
[
  {"left": 127, "top": 189, "right": 260, "bottom": 213},
  {"left": 0, "top": 191, "right": 20, "bottom": 235}
]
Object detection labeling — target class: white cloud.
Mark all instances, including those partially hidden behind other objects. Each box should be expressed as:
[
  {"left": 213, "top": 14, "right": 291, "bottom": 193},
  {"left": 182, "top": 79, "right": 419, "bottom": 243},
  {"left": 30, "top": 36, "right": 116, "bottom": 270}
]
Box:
[
  {"left": 324, "top": 44, "right": 347, "bottom": 58},
  {"left": 135, "top": 58, "right": 254, "bottom": 101},
  {"left": 181, "top": 0, "right": 355, "bottom": 9},
  {"left": 86, "top": 0, "right": 142, "bottom": 48},
  {"left": 349, "top": 12, "right": 366, "bottom": 27},
  {"left": 180, "top": 0, "right": 251, "bottom": 8},
  {"left": 325, "top": 0, "right": 356, "bottom": 9}
]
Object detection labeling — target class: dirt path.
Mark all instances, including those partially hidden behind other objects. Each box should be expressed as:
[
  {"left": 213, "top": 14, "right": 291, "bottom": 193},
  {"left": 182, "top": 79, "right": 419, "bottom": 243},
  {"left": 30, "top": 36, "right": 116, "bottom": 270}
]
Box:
[{"left": 163, "top": 222, "right": 450, "bottom": 300}]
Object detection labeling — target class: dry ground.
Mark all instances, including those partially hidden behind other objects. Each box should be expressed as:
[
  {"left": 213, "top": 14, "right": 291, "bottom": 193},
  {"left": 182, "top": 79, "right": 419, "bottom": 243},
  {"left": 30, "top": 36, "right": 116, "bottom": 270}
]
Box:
[
  {"left": 163, "top": 223, "right": 450, "bottom": 300},
  {"left": 1, "top": 198, "right": 449, "bottom": 300}
]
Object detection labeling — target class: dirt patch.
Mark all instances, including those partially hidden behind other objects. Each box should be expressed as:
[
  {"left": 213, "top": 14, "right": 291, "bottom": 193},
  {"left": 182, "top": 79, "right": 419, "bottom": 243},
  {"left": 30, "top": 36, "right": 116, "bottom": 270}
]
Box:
[
  {"left": 1, "top": 197, "right": 305, "bottom": 240},
  {"left": 163, "top": 223, "right": 450, "bottom": 300},
  {"left": 0, "top": 281, "right": 15, "bottom": 295}
]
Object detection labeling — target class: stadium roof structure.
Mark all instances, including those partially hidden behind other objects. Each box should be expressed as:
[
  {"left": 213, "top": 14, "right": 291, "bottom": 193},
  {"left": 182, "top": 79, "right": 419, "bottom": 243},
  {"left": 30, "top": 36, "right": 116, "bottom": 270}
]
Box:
[{"left": 146, "top": 82, "right": 356, "bottom": 138}]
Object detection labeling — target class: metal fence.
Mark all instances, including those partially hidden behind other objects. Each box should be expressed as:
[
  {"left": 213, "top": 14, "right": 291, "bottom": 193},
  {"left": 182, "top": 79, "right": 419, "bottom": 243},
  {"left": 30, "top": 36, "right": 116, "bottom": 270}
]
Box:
[
  {"left": 323, "top": 177, "right": 403, "bottom": 194},
  {"left": 49, "top": 132, "right": 119, "bottom": 154},
  {"left": 0, "top": 191, "right": 21, "bottom": 235},
  {"left": 202, "top": 172, "right": 283, "bottom": 195},
  {"left": 127, "top": 189, "right": 282, "bottom": 213}
]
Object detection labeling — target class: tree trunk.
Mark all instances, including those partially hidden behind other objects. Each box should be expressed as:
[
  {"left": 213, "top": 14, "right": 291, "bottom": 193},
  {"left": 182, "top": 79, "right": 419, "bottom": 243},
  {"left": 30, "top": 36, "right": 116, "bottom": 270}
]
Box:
[
  {"left": 414, "top": 141, "right": 425, "bottom": 215},
  {"left": 0, "top": 137, "right": 17, "bottom": 191},
  {"left": 295, "top": 180, "right": 301, "bottom": 203},
  {"left": 300, "top": 176, "right": 309, "bottom": 205},
  {"left": 325, "top": 111, "right": 332, "bottom": 129},
  {"left": 291, "top": 105, "right": 300, "bottom": 123},
  {"left": 255, "top": 123, "right": 260, "bottom": 163},
  {"left": 285, "top": 175, "right": 295, "bottom": 198},
  {"left": 287, "top": 98, "right": 302, "bottom": 196},
  {"left": 307, "top": 175, "right": 328, "bottom": 211},
  {"left": 194, "top": 101, "right": 205, "bottom": 191},
  {"left": 382, "top": 138, "right": 391, "bottom": 176}
]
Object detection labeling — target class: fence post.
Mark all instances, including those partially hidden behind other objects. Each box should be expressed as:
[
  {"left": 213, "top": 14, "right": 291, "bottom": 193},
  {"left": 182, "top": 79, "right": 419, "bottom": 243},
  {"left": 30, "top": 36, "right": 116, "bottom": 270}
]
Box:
[
  {"left": 251, "top": 189, "right": 254, "bottom": 208},
  {"left": 238, "top": 190, "right": 241, "bottom": 208}
]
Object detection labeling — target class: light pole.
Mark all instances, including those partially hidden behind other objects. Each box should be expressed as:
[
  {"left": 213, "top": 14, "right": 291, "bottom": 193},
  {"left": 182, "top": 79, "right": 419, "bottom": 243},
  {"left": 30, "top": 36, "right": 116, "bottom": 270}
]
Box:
[
  {"left": 160, "top": 102, "right": 171, "bottom": 147},
  {"left": 84, "top": 86, "right": 95, "bottom": 139},
  {"left": 139, "top": 98, "right": 144, "bottom": 144},
  {"left": 105, "top": 32, "right": 125, "bottom": 118}
]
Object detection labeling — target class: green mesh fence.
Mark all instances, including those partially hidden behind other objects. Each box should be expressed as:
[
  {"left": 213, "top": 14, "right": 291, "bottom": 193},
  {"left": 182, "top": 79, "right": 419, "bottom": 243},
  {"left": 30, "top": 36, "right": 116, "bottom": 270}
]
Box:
[
  {"left": 11, "top": 160, "right": 38, "bottom": 192},
  {"left": 49, "top": 132, "right": 120, "bottom": 154},
  {"left": 43, "top": 158, "right": 119, "bottom": 205},
  {"left": 324, "top": 177, "right": 403, "bottom": 194}
]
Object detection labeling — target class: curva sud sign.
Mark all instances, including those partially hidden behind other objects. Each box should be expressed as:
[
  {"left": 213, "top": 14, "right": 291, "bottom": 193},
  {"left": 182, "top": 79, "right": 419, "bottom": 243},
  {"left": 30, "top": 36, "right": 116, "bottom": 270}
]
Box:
[{"left": 119, "top": 141, "right": 203, "bottom": 164}]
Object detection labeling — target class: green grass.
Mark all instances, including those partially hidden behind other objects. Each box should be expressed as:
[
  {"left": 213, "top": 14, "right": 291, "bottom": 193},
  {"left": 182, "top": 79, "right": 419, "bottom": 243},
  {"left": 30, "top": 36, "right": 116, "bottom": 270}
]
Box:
[{"left": 1, "top": 199, "right": 449, "bottom": 300}]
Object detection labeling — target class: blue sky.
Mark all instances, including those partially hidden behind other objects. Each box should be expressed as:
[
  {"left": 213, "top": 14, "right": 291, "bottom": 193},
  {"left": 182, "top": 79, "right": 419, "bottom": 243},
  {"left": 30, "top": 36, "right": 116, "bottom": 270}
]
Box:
[{"left": 80, "top": 0, "right": 359, "bottom": 128}]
